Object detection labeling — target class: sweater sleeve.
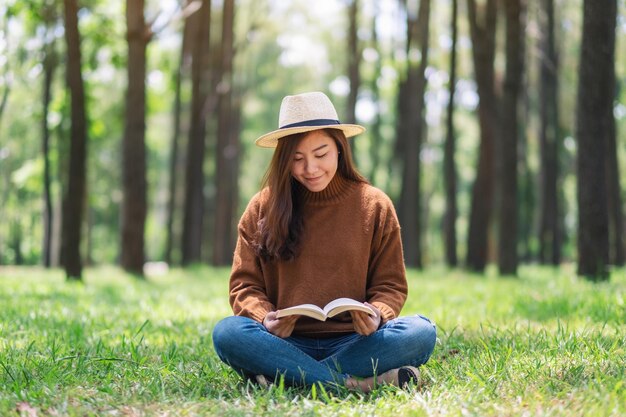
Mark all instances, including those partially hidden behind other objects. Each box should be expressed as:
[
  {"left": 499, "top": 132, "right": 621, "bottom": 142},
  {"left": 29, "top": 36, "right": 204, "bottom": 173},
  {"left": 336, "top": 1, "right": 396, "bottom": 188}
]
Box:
[
  {"left": 229, "top": 194, "right": 275, "bottom": 323},
  {"left": 366, "top": 194, "right": 408, "bottom": 324}
]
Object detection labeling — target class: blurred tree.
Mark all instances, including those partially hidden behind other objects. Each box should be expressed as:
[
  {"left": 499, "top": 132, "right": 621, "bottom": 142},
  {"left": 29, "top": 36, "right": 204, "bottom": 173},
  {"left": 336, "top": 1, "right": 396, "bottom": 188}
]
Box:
[
  {"left": 9, "top": 221, "right": 23, "bottom": 265},
  {"left": 366, "top": 1, "right": 383, "bottom": 185},
  {"left": 182, "top": 0, "right": 212, "bottom": 265},
  {"left": 346, "top": 0, "right": 361, "bottom": 160},
  {"left": 538, "top": 0, "right": 562, "bottom": 265},
  {"left": 0, "top": 9, "right": 10, "bottom": 132},
  {"left": 497, "top": 0, "right": 525, "bottom": 275},
  {"left": 41, "top": 2, "right": 60, "bottom": 268},
  {"left": 165, "top": 3, "right": 192, "bottom": 266},
  {"left": 466, "top": 0, "right": 497, "bottom": 272},
  {"left": 606, "top": 66, "right": 624, "bottom": 266},
  {"left": 61, "top": 0, "right": 88, "bottom": 280},
  {"left": 607, "top": 105, "right": 624, "bottom": 266},
  {"left": 120, "top": 0, "right": 152, "bottom": 276},
  {"left": 576, "top": 0, "right": 616, "bottom": 280},
  {"left": 0, "top": 8, "right": 12, "bottom": 264},
  {"left": 443, "top": 0, "right": 458, "bottom": 268},
  {"left": 396, "top": 0, "right": 430, "bottom": 268},
  {"left": 213, "top": 0, "right": 238, "bottom": 266}
]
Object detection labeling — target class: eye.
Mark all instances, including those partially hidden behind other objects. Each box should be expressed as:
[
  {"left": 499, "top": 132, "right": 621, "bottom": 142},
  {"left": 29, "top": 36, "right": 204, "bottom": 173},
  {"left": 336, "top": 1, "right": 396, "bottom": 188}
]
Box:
[{"left": 315, "top": 153, "right": 328, "bottom": 159}]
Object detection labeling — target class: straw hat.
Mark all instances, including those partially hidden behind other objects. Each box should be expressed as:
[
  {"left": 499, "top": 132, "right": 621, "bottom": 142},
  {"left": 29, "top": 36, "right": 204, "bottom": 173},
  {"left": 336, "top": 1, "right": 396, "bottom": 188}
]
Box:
[{"left": 255, "top": 91, "right": 366, "bottom": 148}]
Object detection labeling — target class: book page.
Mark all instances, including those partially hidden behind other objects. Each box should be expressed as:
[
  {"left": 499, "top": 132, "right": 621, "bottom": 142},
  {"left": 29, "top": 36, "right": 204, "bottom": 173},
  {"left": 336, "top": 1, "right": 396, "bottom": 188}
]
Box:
[
  {"left": 324, "top": 298, "right": 375, "bottom": 317},
  {"left": 276, "top": 303, "right": 326, "bottom": 321}
]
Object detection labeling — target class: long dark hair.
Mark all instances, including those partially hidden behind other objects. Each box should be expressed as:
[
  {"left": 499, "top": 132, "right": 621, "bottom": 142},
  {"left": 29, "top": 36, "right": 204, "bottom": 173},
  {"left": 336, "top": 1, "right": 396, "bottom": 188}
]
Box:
[{"left": 254, "top": 128, "right": 367, "bottom": 261}]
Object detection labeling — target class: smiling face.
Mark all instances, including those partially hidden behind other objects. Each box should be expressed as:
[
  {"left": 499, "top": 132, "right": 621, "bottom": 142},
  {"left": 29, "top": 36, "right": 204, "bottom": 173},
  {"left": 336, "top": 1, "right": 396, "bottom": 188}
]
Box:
[{"left": 290, "top": 130, "right": 339, "bottom": 192}]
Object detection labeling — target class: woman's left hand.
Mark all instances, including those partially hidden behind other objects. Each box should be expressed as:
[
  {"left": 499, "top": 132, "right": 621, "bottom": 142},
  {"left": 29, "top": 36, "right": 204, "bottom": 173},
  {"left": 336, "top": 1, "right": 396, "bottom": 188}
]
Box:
[
  {"left": 350, "top": 302, "right": 381, "bottom": 336},
  {"left": 263, "top": 311, "right": 299, "bottom": 338}
]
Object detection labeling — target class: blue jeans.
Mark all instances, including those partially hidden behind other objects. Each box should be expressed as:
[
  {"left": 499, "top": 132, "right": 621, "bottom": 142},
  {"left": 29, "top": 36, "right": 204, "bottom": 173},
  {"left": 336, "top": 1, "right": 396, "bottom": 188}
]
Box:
[{"left": 212, "top": 314, "right": 436, "bottom": 387}]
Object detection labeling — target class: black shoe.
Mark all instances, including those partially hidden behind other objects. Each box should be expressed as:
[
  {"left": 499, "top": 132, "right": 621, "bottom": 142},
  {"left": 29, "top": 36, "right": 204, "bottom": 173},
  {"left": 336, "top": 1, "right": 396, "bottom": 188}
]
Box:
[{"left": 397, "top": 366, "right": 420, "bottom": 388}]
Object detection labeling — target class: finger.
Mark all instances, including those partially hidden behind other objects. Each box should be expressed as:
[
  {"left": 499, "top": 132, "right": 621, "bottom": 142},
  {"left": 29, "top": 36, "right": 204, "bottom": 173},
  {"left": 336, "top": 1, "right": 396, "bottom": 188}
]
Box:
[
  {"left": 365, "top": 303, "right": 380, "bottom": 318},
  {"left": 353, "top": 315, "right": 368, "bottom": 335},
  {"left": 352, "top": 310, "right": 367, "bottom": 322},
  {"left": 277, "top": 321, "right": 296, "bottom": 338},
  {"left": 360, "top": 315, "right": 378, "bottom": 335},
  {"left": 360, "top": 313, "right": 374, "bottom": 328},
  {"left": 351, "top": 311, "right": 364, "bottom": 327},
  {"left": 361, "top": 322, "right": 375, "bottom": 336},
  {"left": 363, "top": 302, "right": 380, "bottom": 318}
]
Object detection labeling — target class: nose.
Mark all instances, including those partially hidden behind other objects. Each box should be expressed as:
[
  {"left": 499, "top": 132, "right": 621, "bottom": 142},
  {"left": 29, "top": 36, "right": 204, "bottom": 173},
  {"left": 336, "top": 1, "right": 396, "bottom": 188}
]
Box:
[{"left": 304, "top": 158, "right": 318, "bottom": 175}]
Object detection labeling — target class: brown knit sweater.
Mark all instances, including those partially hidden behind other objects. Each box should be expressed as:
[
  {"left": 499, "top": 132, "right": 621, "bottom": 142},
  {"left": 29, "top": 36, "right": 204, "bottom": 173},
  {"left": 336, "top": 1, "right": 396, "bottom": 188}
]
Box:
[{"left": 229, "top": 174, "right": 408, "bottom": 337}]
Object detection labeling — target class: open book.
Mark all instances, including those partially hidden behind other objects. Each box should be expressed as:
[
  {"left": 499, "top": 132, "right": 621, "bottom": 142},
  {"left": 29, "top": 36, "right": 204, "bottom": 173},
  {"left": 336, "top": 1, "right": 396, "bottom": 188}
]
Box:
[{"left": 276, "top": 297, "right": 375, "bottom": 321}]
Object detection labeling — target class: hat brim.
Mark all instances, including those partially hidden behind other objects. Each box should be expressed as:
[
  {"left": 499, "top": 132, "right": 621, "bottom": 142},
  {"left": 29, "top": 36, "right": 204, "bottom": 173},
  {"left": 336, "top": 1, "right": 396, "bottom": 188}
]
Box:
[{"left": 255, "top": 124, "right": 366, "bottom": 148}]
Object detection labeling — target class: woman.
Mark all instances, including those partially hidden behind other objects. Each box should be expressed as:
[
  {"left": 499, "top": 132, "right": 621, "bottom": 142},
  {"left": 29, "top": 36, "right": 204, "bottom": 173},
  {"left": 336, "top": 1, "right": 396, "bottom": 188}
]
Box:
[{"left": 212, "top": 92, "right": 436, "bottom": 392}]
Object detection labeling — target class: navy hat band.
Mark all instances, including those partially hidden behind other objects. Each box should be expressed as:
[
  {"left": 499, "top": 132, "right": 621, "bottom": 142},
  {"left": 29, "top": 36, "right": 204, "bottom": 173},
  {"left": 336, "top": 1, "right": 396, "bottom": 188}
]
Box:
[{"left": 280, "top": 119, "right": 341, "bottom": 129}]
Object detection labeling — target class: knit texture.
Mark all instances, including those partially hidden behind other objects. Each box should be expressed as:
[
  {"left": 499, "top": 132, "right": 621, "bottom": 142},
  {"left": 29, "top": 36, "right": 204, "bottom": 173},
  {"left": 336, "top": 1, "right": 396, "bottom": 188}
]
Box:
[{"left": 229, "top": 174, "right": 408, "bottom": 337}]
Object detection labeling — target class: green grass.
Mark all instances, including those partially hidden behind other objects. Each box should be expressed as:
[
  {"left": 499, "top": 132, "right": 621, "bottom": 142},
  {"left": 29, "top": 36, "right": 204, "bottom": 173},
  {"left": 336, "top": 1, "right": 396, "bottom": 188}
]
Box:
[{"left": 1, "top": 264, "right": 625, "bottom": 416}]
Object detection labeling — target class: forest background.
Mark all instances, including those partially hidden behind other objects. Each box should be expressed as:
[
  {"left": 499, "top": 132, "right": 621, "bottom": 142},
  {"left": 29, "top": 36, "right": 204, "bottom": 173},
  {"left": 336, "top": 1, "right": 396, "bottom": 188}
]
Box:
[{"left": 1, "top": 0, "right": 625, "bottom": 281}]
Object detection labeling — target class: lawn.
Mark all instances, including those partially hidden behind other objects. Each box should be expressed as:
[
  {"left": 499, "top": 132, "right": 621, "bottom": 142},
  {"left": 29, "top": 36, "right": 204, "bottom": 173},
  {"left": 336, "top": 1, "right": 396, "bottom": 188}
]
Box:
[{"left": 1, "top": 264, "right": 625, "bottom": 416}]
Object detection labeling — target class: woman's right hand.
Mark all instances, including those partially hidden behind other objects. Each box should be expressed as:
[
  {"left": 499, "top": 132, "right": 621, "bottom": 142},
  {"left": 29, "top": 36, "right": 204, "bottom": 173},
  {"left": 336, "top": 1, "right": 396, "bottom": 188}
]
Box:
[{"left": 263, "top": 311, "right": 299, "bottom": 338}]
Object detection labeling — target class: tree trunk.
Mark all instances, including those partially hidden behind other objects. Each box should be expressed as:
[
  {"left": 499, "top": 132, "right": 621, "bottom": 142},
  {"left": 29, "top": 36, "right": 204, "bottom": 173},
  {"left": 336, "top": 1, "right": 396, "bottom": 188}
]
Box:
[
  {"left": 518, "top": 113, "right": 534, "bottom": 262},
  {"left": 347, "top": 0, "right": 360, "bottom": 125},
  {"left": 85, "top": 204, "right": 93, "bottom": 266},
  {"left": 10, "top": 222, "right": 23, "bottom": 265},
  {"left": 538, "top": 0, "right": 561, "bottom": 265},
  {"left": 121, "top": 0, "right": 150, "bottom": 276},
  {"left": 0, "top": 171, "right": 8, "bottom": 264},
  {"left": 576, "top": 0, "right": 616, "bottom": 280},
  {"left": 0, "top": 56, "right": 9, "bottom": 130},
  {"left": 346, "top": 0, "right": 361, "bottom": 161},
  {"left": 51, "top": 192, "right": 63, "bottom": 267},
  {"left": 397, "top": 0, "right": 430, "bottom": 268},
  {"left": 62, "top": 0, "right": 88, "bottom": 281},
  {"left": 497, "top": 0, "right": 525, "bottom": 275},
  {"left": 41, "top": 24, "right": 57, "bottom": 268},
  {"left": 181, "top": 0, "right": 212, "bottom": 265},
  {"left": 213, "top": 0, "right": 238, "bottom": 266},
  {"left": 465, "top": 0, "right": 497, "bottom": 272},
  {"left": 443, "top": 0, "right": 458, "bottom": 267},
  {"left": 606, "top": 74, "right": 623, "bottom": 266},
  {"left": 517, "top": 27, "right": 534, "bottom": 264},
  {"left": 367, "top": 2, "right": 383, "bottom": 185},
  {"left": 164, "top": 17, "right": 190, "bottom": 266}
]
